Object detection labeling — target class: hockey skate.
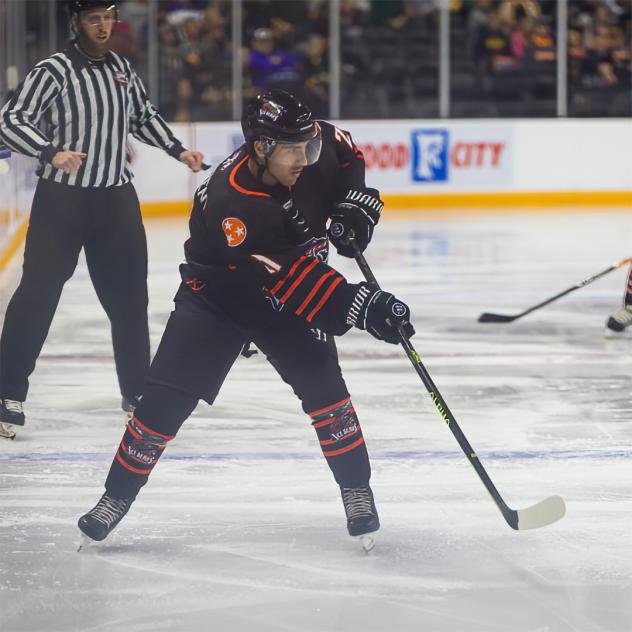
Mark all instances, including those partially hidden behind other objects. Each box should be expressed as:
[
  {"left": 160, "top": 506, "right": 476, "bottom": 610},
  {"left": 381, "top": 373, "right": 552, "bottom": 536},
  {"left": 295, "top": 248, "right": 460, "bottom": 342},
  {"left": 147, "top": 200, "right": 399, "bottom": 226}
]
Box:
[
  {"left": 0, "top": 400, "right": 25, "bottom": 440},
  {"left": 606, "top": 306, "right": 632, "bottom": 335},
  {"left": 77, "top": 493, "right": 134, "bottom": 549},
  {"left": 340, "top": 485, "right": 380, "bottom": 553}
]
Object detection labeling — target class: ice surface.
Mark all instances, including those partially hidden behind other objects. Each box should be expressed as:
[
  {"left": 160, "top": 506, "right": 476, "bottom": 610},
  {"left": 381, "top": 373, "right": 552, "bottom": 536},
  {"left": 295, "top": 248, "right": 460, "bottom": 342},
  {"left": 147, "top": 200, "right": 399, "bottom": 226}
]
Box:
[{"left": 1, "top": 211, "right": 631, "bottom": 632}]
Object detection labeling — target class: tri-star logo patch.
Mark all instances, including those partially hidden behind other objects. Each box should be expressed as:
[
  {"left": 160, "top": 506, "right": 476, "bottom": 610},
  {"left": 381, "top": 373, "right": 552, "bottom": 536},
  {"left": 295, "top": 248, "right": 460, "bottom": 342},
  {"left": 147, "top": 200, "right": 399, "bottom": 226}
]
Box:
[{"left": 222, "top": 217, "right": 247, "bottom": 247}]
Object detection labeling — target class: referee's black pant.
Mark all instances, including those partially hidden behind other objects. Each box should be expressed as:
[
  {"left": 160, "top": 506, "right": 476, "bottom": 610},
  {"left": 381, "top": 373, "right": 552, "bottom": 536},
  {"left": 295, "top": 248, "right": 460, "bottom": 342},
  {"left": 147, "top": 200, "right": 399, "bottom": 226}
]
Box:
[{"left": 0, "top": 178, "right": 150, "bottom": 403}]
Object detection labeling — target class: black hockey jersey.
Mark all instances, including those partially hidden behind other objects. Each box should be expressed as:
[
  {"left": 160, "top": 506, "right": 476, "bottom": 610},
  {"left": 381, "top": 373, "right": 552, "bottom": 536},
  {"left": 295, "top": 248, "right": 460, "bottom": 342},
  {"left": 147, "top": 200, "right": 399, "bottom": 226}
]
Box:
[{"left": 182, "top": 120, "right": 369, "bottom": 335}]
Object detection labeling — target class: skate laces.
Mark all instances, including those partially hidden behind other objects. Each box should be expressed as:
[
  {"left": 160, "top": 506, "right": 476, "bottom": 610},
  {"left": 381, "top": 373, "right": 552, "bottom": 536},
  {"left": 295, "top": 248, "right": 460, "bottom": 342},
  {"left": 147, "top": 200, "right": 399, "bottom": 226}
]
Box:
[
  {"left": 341, "top": 487, "right": 375, "bottom": 520},
  {"left": 4, "top": 400, "right": 23, "bottom": 413},
  {"left": 89, "top": 495, "right": 131, "bottom": 527},
  {"left": 612, "top": 307, "right": 632, "bottom": 324}
]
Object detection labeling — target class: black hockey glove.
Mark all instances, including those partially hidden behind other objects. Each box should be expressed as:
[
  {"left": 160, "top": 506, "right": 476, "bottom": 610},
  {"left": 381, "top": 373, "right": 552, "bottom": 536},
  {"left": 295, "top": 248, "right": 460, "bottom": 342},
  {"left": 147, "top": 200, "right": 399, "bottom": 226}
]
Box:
[
  {"left": 328, "top": 188, "right": 383, "bottom": 258},
  {"left": 345, "top": 283, "right": 415, "bottom": 344}
]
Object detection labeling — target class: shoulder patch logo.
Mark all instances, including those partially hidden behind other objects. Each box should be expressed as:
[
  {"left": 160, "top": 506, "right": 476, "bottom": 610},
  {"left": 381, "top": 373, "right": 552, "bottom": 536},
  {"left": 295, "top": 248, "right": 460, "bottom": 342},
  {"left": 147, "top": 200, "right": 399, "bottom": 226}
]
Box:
[{"left": 222, "top": 217, "right": 247, "bottom": 247}]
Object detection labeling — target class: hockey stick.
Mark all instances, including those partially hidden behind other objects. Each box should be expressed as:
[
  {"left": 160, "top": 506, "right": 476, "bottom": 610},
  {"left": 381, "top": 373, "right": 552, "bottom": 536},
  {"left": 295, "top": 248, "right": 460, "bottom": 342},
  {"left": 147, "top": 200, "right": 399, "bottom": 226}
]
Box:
[
  {"left": 478, "top": 257, "right": 632, "bottom": 323},
  {"left": 353, "top": 244, "right": 565, "bottom": 530}
]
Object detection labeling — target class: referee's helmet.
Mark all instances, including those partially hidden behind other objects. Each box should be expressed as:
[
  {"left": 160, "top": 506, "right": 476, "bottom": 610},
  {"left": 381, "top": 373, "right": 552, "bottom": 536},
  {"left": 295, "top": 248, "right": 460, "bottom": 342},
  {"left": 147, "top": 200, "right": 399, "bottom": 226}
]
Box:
[{"left": 67, "top": 1, "right": 118, "bottom": 16}]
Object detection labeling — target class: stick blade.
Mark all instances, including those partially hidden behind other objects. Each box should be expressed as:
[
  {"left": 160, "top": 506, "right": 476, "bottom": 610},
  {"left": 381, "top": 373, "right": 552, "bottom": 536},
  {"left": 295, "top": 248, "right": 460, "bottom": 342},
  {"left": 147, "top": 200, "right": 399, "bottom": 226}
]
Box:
[
  {"left": 516, "top": 495, "right": 566, "bottom": 531},
  {"left": 478, "top": 312, "right": 517, "bottom": 323}
]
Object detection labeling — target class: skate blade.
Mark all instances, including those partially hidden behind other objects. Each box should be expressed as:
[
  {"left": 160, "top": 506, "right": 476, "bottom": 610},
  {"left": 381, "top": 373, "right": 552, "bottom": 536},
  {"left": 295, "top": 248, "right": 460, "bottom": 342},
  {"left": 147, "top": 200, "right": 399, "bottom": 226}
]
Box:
[
  {"left": 77, "top": 532, "right": 94, "bottom": 553},
  {"left": 604, "top": 327, "right": 632, "bottom": 339},
  {"left": 354, "top": 533, "right": 376, "bottom": 554},
  {"left": 0, "top": 423, "right": 17, "bottom": 440}
]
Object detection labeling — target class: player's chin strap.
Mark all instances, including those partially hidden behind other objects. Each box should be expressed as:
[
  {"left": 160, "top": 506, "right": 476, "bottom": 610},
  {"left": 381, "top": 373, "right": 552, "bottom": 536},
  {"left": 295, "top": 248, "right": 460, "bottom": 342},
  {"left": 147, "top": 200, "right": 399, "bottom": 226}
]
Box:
[
  {"left": 250, "top": 139, "right": 274, "bottom": 183},
  {"left": 254, "top": 156, "right": 268, "bottom": 183}
]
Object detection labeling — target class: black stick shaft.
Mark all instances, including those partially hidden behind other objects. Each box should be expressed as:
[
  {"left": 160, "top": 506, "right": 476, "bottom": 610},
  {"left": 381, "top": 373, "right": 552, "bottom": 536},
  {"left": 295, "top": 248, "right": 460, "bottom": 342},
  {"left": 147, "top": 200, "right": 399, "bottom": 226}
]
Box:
[
  {"left": 480, "top": 258, "right": 632, "bottom": 322},
  {"left": 512, "top": 263, "right": 621, "bottom": 318},
  {"left": 354, "top": 247, "right": 518, "bottom": 527}
]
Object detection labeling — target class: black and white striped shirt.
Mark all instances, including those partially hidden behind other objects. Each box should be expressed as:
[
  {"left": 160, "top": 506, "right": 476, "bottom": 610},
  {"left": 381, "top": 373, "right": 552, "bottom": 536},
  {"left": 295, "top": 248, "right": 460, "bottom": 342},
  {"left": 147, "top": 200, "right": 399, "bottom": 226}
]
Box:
[{"left": 0, "top": 43, "right": 185, "bottom": 188}]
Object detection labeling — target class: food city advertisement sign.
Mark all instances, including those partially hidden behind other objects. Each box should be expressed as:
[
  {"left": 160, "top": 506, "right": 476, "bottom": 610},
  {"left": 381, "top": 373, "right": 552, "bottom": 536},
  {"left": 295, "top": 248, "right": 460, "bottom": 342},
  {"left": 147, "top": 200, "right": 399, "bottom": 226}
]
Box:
[{"left": 346, "top": 121, "right": 514, "bottom": 191}]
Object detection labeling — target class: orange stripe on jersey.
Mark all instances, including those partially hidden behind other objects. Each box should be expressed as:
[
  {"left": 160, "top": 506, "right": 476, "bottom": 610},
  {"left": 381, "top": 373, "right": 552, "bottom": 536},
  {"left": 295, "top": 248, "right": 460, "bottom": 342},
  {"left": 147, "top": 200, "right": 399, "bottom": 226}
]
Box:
[
  {"left": 115, "top": 451, "right": 152, "bottom": 475},
  {"left": 306, "top": 276, "right": 344, "bottom": 323},
  {"left": 322, "top": 436, "right": 365, "bottom": 457},
  {"left": 229, "top": 155, "right": 271, "bottom": 198},
  {"left": 296, "top": 269, "right": 337, "bottom": 316},
  {"left": 279, "top": 258, "right": 319, "bottom": 303},
  {"left": 271, "top": 256, "right": 307, "bottom": 295},
  {"left": 309, "top": 396, "right": 351, "bottom": 418},
  {"left": 132, "top": 417, "right": 175, "bottom": 441}
]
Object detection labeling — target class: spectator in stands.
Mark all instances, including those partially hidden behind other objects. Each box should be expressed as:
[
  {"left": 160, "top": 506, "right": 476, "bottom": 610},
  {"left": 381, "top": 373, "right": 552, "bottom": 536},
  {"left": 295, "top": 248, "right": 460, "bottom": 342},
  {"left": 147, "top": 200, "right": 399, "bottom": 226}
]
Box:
[
  {"left": 196, "top": 5, "right": 232, "bottom": 120},
  {"left": 467, "top": 0, "right": 495, "bottom": 56},
  {"left": 301, "top": 1, "right": 330, "bottom": 38},
  {"left": 498, "top": 0, "right": 542, "bottom": 25},
  {"left": 568, "top": 26, "right": 587, "bottom": 85},
  {"left": 300, "top": 33, "right": 329, "bottom": 117},
  {"left": 340, "top": 0, "right": 371, "bottom": 32},
  {"left": 468, "top": 0, "right": 494, "bottom": 32},
  {"left": 583, "top": 24, "right": 621, "bottom": 87},
  {"left": 510, "top": 15, "right": 535, "bottom": 62},
  {"left": 247, "top": 27, "right": 301, "bottom": 93},
  {"left": 165, "top": 0, "right": 205, "bottom": 26},
  {"left": 158, "top": 24, "right": 184, "bottom": 121},
  {"left": 530, "top": 19, "right": 556, "bottom": 63},
  {"left": 474, "top": 10, "right": 514, "bottom": 75},
  {"left": 608, "top": 24, "right": 631, "bottom": 83}
]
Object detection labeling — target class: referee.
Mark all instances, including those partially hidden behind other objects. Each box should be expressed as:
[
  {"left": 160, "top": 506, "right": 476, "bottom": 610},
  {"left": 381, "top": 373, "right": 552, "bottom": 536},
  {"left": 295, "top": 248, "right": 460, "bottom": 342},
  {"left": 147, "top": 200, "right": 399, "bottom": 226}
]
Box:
[{"left": 0, "top": 0, "right": 205, "bottom": 439}]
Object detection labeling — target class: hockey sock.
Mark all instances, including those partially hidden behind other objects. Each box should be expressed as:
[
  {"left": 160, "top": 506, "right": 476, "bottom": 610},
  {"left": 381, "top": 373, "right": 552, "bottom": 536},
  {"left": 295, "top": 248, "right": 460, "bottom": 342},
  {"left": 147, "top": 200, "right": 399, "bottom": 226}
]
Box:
[
  {"left": 105, "top": 416, "right": 174, "bottom": 500},
  {"left": 309, "top": 396, "right": 371, "bottom": 488},
  {"left": 105, "top": 383, "right": 199, "bottom": 499}
]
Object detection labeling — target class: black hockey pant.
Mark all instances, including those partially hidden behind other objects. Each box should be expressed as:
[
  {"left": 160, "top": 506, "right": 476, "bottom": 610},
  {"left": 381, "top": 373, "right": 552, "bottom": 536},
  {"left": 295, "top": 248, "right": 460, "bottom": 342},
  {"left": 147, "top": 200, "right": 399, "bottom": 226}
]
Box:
[
  {"left": 0, "top": 178, "right": 150, "bottom": 402},
  {"left": 105, "top": 283, "right": 371, "bottom": 500}
]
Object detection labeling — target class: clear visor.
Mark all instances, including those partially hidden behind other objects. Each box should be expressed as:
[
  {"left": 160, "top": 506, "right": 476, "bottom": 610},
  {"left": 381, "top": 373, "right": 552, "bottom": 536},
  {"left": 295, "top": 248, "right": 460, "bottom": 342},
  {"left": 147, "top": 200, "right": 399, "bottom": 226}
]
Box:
[{"left": 261, "top": 126, "right": 322, "bottom": 167}]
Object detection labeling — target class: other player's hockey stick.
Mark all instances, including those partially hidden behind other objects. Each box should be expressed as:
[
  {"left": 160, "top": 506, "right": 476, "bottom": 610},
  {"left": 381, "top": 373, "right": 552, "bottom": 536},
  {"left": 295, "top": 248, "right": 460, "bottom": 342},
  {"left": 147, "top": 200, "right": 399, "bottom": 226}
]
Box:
[
  {"left": 478, "top": 257, "right": 632, "bottom": 323},
  {"left": 352, "top": 243, "right": 565, "bottom": 530}
]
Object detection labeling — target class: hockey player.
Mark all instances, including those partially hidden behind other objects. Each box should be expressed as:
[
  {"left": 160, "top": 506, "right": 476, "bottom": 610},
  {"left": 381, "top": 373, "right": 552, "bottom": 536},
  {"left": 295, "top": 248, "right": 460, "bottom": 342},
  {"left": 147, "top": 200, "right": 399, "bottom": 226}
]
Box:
[
  {"left": 77, "top": 90, "right": 414, "bottom": 550},
  {"left": 606, "top": 264, "right": 632, "bottom": 333}
]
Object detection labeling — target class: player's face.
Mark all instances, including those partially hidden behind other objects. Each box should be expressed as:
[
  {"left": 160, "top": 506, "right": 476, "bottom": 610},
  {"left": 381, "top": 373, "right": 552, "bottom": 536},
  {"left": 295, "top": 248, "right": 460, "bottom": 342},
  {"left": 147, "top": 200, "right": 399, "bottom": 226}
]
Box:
[
  {"left": 77, "top": 7, "right": 115, "bottom": 52},
  {"left": 266, "top": 142, "right": 310, "bottom": 187}
]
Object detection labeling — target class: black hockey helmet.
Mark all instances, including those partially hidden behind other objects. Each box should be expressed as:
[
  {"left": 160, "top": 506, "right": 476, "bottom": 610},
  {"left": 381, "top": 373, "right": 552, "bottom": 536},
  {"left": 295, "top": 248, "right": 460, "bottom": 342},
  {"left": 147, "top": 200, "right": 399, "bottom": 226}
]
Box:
[
  {"left": 242, "top": 90, "right": 322, "bottom": 166},
  {"left": 67, "top": 1, "right": 118, "bottom": 17}
]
